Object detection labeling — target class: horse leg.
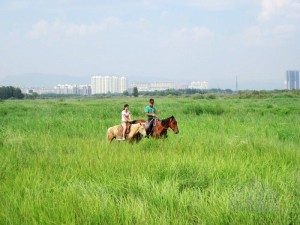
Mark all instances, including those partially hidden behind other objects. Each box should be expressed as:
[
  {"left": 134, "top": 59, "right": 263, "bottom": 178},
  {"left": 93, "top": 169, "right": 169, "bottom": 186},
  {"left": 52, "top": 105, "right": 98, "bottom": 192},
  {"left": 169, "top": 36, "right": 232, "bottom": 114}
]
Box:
[
  {"left": 107, "top": 132, "right": 114, "bottom": 143},
  {"left": 135, "top": 133, "right": 142, "bottom": 142}
]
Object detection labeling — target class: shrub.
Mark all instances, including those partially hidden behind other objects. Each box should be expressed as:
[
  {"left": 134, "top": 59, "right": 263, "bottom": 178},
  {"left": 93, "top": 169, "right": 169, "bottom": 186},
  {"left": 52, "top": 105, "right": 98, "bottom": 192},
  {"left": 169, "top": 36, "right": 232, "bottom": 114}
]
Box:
[
  {"left": 192, "top": 94, "right": 204, "bottom": 99},
  {"left": 205, "top": 94, "right": 217, "bottom": 99},
  {"left": 183, "top": 104, "right": 225, "bottom": 115}
]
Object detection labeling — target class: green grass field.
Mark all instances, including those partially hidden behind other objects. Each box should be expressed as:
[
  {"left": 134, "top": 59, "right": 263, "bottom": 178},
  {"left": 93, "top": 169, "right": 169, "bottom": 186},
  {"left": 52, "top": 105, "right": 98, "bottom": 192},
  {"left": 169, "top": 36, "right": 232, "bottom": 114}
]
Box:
[{"left": 0, "top": 96, "right": 299, "bottom": 224}]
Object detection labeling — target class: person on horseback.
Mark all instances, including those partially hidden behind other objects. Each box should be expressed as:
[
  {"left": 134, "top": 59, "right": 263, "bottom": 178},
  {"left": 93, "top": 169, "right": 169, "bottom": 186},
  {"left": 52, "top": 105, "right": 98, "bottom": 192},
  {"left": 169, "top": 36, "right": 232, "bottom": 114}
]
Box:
[
  {"left": 144, "top": 98, "right": 157, "bottom": 136},
  {"left": 121, "top": 104, "right": 132, "bottom": 140}
]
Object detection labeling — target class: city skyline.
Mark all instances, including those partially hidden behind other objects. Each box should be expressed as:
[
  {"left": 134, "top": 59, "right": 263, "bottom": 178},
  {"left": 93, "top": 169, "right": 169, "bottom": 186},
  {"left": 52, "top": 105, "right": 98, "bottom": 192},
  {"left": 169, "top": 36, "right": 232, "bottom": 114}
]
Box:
[
  {"left": 19, "top": 76, "right": 210, "bottom": 95},
  {"left": 17, "top": 70, "right": 300, "bottom": 95},
  {"left": 1, "top": 71, "right": 296, "bottom": 91},
  {"left": 1, "top": 0, "right": 300, "bottom": 90}
]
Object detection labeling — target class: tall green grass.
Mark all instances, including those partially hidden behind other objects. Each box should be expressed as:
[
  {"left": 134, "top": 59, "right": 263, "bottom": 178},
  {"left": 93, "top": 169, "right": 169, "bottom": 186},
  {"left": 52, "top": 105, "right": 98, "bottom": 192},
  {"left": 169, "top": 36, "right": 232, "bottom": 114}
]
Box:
[{"left": 0, "top": 97, "right": 299, "bottom": 224}]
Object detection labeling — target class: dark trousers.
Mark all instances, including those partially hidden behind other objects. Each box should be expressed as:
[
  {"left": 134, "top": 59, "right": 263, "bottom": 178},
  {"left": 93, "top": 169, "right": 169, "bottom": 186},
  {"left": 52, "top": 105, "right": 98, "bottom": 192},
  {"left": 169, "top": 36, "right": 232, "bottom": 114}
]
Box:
[{"left": 147, "top": 118, "right": 155, "bottom": 135}]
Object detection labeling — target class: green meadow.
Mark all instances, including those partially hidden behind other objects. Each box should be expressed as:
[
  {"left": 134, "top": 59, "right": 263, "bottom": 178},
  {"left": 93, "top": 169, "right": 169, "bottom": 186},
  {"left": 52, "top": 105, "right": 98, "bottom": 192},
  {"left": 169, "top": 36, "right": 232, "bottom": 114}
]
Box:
[{"left": 0, "top": 96, "right": 299, "bottom": 224}]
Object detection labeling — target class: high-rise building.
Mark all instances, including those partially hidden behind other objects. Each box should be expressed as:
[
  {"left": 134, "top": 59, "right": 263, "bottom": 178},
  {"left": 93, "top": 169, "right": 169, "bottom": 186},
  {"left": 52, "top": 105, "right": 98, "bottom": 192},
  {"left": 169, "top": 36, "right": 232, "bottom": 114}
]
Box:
[
  {"left": 54, "top": 84, "right": 91, "bottom": 95},
  {"left": 130, "top": 81, "right": 175, "bottom": 91},
  {"left": 91, "top": 76, "right": 127, "bottom": 94},
  {"left": 286, "top": 70, "right": 299, "bottom": 90},
  {"left": 189, "top": 81, "right": 208, "bottom": 90},
  {"left": 54, "top": 84, "right": 76, "bottom": 94}
]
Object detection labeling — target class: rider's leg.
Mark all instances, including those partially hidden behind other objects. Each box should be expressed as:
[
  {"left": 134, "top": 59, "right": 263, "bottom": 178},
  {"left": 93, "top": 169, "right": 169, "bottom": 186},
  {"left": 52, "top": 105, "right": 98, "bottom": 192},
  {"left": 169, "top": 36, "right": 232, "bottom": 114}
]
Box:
[
  {"left": 122, "top": 122, "right": 126, "bottom": 140},
  {"left": 147, "top": 119, "right": 154, "bottom": 136}
]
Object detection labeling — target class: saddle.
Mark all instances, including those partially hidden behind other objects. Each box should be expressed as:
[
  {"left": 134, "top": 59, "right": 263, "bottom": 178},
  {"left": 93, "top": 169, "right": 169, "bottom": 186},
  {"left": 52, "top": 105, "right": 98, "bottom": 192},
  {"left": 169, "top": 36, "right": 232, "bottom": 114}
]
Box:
[
  {"left": 118, "top": 122, "right": 132, "bottom": 139},
  {"left": 125, "top": 122, "right": 132, "bottom": 136},
  {"left": 145, "top": 118, "right": 157, "bottom": 136}
]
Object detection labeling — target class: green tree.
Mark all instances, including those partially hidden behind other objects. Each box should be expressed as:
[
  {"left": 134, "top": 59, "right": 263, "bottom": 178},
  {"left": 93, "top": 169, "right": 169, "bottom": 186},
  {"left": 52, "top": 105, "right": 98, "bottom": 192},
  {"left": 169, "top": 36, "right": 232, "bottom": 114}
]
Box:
[
  {"left": 13, "top": 88, "right": 24, "bottom": 99},
  {"left": 0, "top": 86, "right": 24, "bottom": 99},
  {"left": 133, "top": 87, "right": 138, "bottom": 97}
]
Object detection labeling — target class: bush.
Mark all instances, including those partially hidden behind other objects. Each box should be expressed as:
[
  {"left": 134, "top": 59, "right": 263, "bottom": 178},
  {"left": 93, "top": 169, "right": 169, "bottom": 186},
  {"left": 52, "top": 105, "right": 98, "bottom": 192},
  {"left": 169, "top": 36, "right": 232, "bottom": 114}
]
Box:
[
  {"left": 205, "top": 94, "right": 217, "bottom": 99},
  {"left": 183, "top": 104, "right": 225, "bottom": 115},
  {"left": 192, "top": 94, "right": 204, "bottom": 99}
]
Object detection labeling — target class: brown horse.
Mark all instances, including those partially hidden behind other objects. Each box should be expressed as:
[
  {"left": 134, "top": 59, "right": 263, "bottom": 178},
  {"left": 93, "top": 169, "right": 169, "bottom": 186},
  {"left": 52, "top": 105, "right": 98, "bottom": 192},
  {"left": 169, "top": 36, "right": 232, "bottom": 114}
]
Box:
[
  {"left": 106, "top": 122, "right": 147, "bottom": 143},
  {"left": 134, "top": 115, "right": 179, "bottom": 138}
]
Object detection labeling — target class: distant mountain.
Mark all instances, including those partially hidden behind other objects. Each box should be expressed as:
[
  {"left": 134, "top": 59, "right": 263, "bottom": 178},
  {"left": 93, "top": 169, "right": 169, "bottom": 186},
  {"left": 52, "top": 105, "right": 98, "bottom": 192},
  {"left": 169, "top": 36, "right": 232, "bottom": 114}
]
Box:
[{"left": 0, "top": 73, "right": 91, "bottom": 87}]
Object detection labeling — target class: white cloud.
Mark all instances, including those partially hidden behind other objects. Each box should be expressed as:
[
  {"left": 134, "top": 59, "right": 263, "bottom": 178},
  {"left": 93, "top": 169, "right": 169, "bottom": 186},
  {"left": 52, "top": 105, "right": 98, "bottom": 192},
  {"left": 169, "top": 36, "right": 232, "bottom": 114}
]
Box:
[
  {"left": 148, "top": 0, "right": 245, "bottom": 11},
  {"left": 259, "top": 0, "right": 287, "bottom": 21},
  {"left": 192, "top": 27, "right": 214, "bottom": 40},
  {"left": 242, "top": 23, "right": 297, "bottom": 47},
  {"left": 117, "top": 0, "right": 249, "bottom": 12},
  {"left": 273, "top": 24, "right": 297, "bottom": 38},
  {"left": 289, "top": 1, "right": 300, "bottom": 18},
  {"left": 248, "top": 0, "right": 300, "bottom": 47},
  {"left": 27, "top": 17, "right": 120, "bottom": 41},
  {"left": 27, "top": 20, "right": 49, "bottom": 39},
  {"left": 173, "top": 26, "right": 214, "bottom": 42},
  {"left": 242, "top": 25, "right": 265, "bottom": 46},
  {"left": 183, "top": 0, "right": 241, "bottom": 11},
  {"left": 258, "top": 0, "right": 300, "bottom": 21}
]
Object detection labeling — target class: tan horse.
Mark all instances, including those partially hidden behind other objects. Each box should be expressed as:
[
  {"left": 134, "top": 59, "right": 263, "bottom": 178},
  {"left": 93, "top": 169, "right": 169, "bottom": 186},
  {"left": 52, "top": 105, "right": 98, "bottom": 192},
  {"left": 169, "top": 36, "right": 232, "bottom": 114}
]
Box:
[{"left": 106, "top": 122, "right": 147, "bottom": 143}]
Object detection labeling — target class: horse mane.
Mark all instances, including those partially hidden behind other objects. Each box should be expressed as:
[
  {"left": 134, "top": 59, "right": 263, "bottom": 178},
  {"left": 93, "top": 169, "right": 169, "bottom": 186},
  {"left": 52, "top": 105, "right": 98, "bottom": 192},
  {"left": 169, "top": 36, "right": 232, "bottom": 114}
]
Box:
[
  {"left": 129, "top": 123, "right": 139, "bottom": 131},
  {"left": 161, "top": 116, "right": 174, "bottom": 127},
  {"left": 131, "top": 119, "right": 146, "bottom": 124},
  {"left": 129, "top": 123, "right": 144, "bottom": 135},
  {"left": 127, "top": 123, "right": 143, "bottom": 140}
]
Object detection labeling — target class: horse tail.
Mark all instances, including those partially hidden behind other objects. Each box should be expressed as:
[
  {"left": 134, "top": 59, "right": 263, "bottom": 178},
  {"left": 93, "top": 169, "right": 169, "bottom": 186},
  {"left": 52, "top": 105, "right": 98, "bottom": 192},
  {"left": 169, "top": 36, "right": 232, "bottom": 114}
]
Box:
[{"left": 106, "top": 127, "right": 113, "bottom": 143}]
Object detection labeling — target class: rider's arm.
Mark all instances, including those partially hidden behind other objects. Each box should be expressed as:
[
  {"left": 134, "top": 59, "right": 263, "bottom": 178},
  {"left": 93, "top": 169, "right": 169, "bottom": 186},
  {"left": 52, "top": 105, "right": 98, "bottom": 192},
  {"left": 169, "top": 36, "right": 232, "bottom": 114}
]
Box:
[{"left": 146, "top": 112, "right": 156, "bottom": 117}]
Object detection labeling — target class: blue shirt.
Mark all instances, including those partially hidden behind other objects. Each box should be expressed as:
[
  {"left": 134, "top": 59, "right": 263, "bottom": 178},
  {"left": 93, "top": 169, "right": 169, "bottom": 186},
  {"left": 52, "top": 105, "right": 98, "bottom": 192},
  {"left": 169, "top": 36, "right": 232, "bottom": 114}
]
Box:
[{"left": 145, "top": 105, "right": 156, "bottom": 120}]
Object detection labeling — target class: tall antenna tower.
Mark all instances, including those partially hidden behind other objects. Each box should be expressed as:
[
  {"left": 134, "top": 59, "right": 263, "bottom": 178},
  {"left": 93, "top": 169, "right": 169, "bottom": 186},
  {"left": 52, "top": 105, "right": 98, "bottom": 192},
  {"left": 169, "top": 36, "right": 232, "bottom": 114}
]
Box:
[{"left": 235, "top": 76, "right": 238, "bottom": 92}]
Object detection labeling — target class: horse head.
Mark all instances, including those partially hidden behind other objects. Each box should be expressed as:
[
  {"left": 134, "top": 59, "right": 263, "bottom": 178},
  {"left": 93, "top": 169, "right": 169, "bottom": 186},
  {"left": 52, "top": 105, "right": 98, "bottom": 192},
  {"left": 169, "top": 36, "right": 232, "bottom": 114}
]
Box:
[
  {"left": 127, "top": 123, "right": 147, "bottom": 141},
  {"left": 137, "top": 122, "right": 147, "bottom": 137},
  {"left": 169, "top": 115, "right": 179, "bottom": 134}
]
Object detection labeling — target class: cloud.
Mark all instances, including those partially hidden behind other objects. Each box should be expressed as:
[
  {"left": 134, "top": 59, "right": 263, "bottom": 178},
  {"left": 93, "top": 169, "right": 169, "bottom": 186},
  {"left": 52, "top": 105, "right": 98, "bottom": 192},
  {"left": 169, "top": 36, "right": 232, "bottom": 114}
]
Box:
[
  {"left": 289, "top": 1, "right": 300, "bottom": 18},
  {"left": 258, "top": 0, "right": 300, "bottom": 21},
  {"left": 248, "top": 0, "right": 299, "bottom": 47},
  {"left": 27, "top": 17, "right": 120, "bottom": 41},
  {"left": 242, "top": 23, "right": 297, "bottom": 47},
  {"left": 146, "top": 0, "right": 243, "bottom": 11},
  {"left": 173, "top": 26, "right": 214, "bottom": 42},
  {"left": 242, "top": 26, "right": 265, "bottom": 46},
  {"left": 273, "top": 24, "right": 297, "bottom": 38},
  {"left": 182, "top": 0, "right": 241, "bottom": 11}
]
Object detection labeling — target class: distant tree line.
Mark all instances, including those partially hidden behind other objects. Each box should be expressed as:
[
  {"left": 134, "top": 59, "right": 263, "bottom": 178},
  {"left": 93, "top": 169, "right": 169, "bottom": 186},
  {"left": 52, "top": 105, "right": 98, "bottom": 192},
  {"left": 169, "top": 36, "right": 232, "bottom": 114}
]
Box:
[
  {"left": 139, "top": 88, "right": 234, "bottom": 96},
  {"left": 0, "top": 86, "right": 24, "bottom": 99},
  {"left": 10, "top": 88, "right": 299, "bottom": 100}
]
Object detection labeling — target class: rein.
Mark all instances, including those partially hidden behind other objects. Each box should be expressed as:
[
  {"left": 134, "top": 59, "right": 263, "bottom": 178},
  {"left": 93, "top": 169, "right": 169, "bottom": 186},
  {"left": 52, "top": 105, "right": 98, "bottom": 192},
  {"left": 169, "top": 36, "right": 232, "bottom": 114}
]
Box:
[{"left": 159, "top": 118, "right": 171, "bottom": 130}]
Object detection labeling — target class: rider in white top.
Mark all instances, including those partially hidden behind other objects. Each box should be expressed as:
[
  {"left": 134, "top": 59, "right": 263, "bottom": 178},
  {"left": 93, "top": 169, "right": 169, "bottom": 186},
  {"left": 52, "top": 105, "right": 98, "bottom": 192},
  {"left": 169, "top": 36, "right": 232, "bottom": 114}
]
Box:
[
  {"left": 121, "top": 104, "right": 132, "bottom": 140},
  {"left": 122, "top": 109, "right": 130, "bottom": 122}
]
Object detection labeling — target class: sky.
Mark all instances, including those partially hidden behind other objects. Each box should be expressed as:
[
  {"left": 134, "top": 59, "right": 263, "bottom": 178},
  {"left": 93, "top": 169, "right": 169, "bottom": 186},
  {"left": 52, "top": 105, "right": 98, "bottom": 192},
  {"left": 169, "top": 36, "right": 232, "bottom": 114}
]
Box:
[{"left": 1, "top": 0, "right": 300, "bottom": 90}]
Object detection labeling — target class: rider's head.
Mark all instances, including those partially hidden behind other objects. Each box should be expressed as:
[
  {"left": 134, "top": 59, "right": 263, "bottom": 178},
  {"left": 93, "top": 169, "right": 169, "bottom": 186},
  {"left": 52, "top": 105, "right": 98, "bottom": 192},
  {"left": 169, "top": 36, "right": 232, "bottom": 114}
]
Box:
[
  {"left": 149, "top": 98, "right": 154, "bottom": 106},
  {"left": 123, "top": 104, "right": 129, "bottom": 110}
]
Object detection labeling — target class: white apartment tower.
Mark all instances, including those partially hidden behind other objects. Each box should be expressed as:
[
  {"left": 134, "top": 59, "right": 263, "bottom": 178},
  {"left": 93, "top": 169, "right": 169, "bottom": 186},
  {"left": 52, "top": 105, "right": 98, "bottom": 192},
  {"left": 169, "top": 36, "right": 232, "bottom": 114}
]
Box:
[
  {"left": 91, "top": 76, "right": 127, "bottom": 94},
  {"left": 286, "top": 70, "right": 299, "bottom": 90}
]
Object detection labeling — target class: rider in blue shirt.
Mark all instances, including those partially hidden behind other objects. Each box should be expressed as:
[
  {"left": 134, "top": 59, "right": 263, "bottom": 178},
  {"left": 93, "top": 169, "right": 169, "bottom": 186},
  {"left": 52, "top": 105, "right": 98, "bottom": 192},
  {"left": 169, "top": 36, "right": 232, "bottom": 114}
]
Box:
[{"left": 144, "top": 98, "right": 157, "bottom": 135}]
